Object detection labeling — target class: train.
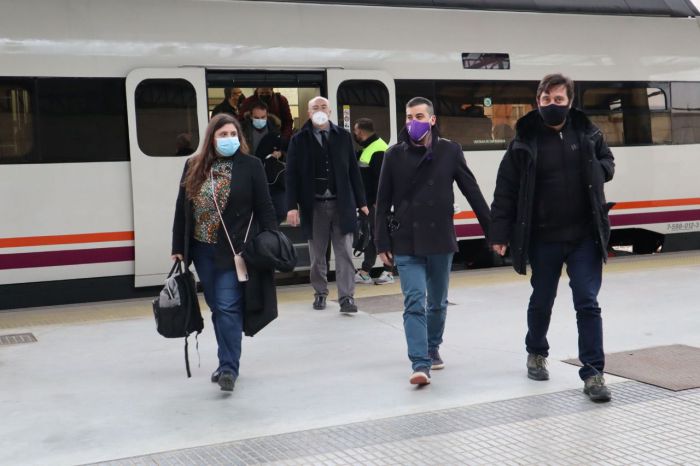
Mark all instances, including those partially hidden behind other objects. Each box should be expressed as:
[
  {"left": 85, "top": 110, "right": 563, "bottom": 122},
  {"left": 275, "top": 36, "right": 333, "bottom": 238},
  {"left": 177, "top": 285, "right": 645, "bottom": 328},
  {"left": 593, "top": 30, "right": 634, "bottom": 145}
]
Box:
[{"left": 1, "top": 0, "right": 699, "bottom": 309}]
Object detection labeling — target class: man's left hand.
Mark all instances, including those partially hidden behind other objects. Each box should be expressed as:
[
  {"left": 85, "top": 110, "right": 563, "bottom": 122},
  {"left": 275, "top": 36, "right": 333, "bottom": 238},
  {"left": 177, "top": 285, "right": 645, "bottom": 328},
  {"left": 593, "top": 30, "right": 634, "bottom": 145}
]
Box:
[{"left": 360, "top": 206, "right": 369, "bottom": 216}]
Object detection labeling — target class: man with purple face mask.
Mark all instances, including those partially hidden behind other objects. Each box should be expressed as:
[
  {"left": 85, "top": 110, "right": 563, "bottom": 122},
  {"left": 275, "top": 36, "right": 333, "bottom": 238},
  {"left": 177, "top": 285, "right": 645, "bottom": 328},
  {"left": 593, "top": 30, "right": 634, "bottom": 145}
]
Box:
[
  {"left": 490, "top": 73, "right": 615, "bottom": 403},
  {"left": 375, "top": 97, "right": 491, "bottom": 386}
]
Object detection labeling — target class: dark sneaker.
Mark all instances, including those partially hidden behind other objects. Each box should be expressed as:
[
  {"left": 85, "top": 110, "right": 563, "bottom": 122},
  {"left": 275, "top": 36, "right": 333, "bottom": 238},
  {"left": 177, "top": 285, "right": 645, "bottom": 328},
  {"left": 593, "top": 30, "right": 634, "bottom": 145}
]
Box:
[
  {"left": 211, "top": 370, "right": 221, "bottom": 383},
  {"left": 409, "top": 367, "right": 431, "bottom": 385},
  {"left": 218, "top": 371, "right": 235, "bottom": 392},
  {"left": 429, "top": 348, "right": 444, "bottom": 370},
  {"left": 584, "top": 374, "right": 612, "bottom": 402},
  {"left": 527, "top": 354, "right": 550, "bottom": 381},
  {"left": 313, "top": 295, "right": 327, "bottom": 310},
  {"left": 339, "top": 297, "right": 358, "bottom": 313}
]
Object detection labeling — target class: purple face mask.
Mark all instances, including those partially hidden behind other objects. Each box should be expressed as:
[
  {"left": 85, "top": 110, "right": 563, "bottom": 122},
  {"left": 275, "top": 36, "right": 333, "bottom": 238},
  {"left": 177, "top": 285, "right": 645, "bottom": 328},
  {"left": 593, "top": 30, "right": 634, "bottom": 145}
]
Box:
[{"left": 406, "top": 119, "right": 431, "bottom": 142}]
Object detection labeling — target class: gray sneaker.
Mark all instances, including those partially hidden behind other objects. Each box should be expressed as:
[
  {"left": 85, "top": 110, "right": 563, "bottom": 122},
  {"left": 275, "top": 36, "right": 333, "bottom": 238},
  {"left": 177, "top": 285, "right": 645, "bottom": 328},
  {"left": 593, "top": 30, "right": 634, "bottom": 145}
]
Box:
[
  {"left": 527, "top": 354, "right": 549, "bottom": 381},
  {"left": 583, "top": 374, "right": 612, "bottom": 402},
  {"left": 429, "top": 348, "right": 444, "bottom": 370}
]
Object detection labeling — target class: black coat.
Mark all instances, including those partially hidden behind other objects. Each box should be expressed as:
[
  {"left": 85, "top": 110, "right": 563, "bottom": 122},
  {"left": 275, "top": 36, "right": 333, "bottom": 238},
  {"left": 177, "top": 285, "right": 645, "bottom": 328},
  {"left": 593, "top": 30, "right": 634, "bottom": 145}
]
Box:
[
  {"left": 375, "top": 127, "right": 491, "bottom": 256},
  {"left": 490, "top": 108, "right": 615, "bottom": 275},
  {"left": 171, "top": 151, "right": 279, "bottom": 336},
  {"left": 285, "top": 120, "right": 367, "bottom": 240}
]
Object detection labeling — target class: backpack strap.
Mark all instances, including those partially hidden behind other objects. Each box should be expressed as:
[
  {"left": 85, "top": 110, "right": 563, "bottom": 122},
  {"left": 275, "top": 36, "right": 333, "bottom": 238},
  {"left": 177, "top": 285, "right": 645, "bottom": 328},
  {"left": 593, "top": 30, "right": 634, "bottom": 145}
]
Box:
[{"left": 184, "top": 335, "right": 192, "bottom": 378}]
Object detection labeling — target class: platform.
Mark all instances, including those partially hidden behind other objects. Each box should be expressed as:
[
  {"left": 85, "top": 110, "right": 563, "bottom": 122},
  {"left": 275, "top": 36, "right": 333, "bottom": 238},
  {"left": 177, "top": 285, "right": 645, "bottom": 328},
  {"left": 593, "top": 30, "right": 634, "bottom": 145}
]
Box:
[{"left": 1, "top": 252, "right": 699, "bottom": 465}]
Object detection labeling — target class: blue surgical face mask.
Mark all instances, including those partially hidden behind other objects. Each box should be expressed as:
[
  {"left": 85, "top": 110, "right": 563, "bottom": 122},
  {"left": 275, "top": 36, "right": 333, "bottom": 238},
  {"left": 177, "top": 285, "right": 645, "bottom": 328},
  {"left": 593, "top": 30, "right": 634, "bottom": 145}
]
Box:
[
  {"left": 215, "top": 136, "right": 240, "bottom": 157},
  {"left": 252, "top": 118, "right": 267, "bottom": 130}
]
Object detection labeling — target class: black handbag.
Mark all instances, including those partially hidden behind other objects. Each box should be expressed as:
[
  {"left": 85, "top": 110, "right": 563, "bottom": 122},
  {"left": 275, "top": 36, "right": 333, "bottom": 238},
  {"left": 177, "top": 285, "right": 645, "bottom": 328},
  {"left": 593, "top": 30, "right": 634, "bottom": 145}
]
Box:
[
  {"left": 152, "top": 259, "right": 204, "bottom": 377},
  {"left": 243, "top": 229, "right": 298, "bottom": 273}
]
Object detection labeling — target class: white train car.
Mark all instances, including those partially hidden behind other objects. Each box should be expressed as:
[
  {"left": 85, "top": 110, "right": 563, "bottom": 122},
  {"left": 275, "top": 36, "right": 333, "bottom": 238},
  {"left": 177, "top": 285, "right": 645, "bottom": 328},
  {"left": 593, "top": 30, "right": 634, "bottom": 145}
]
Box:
[{"left": 1, "top": 0, "right": 699, "bottom": 309}]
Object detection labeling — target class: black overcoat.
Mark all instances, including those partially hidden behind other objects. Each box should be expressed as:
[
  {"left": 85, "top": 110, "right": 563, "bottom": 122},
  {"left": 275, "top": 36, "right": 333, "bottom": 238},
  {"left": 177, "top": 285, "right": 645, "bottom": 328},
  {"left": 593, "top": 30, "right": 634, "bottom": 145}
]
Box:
[
  {"left": 285, "top": 120, "right": 367, "bottom": 240},
  {"left": 374, "top": 127, "right": 491, "bottom": 256},
  {"left": 171, "top": 151, "right": 279, "bottom": 336},
  {"left": 490, "top": 108, "right": 615, "bottom": 275}
]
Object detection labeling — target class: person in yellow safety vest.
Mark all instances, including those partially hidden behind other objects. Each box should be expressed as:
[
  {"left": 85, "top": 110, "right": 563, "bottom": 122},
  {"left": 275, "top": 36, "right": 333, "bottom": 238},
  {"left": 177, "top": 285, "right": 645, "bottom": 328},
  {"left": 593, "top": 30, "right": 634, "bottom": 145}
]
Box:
[{"left": 352, "top": 118, "right": 395, "bottom": 285}]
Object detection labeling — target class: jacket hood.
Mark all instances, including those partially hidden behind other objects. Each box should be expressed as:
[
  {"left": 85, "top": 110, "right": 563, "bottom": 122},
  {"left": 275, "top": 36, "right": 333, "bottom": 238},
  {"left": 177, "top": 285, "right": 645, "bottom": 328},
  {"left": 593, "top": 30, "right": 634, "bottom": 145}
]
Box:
[{"left": 515, "top": 107, "right": 596, "bottom": 143}]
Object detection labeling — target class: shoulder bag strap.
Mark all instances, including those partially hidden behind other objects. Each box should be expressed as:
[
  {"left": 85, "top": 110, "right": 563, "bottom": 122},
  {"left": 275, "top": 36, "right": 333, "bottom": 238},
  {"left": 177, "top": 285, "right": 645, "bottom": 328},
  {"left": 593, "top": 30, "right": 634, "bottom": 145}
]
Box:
[{"left": 210, "top": 168, "right": 254, "bottom": 257}]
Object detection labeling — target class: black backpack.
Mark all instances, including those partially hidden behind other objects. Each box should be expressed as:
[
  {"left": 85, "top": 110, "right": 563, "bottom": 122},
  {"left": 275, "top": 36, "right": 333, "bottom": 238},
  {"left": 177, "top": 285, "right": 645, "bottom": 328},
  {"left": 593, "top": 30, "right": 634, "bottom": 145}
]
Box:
[{"left": 152, "top": 260, "right": 204, "bottom": 377}]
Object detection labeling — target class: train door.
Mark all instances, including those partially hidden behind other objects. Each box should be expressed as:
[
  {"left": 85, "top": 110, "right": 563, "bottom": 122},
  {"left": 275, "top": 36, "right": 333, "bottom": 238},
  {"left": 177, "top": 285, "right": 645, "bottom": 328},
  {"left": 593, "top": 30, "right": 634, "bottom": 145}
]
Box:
[
  {"left": 125, "top": 68, "right": 208, "bottom": 287},
  {"left": 328, "top": 70, "right": 396, "bottom": 270}
]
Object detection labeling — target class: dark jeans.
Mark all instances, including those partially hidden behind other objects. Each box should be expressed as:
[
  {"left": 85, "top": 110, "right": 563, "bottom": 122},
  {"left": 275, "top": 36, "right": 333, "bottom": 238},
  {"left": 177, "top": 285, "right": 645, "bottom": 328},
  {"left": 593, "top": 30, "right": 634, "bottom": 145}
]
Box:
[
  {"left": 192, "top": 240, "right": 244, "bottom": 377},
  {"left": 526, "top": 236, "right": 604, "bottom": 380},
  {"left": 394, "top": 253, "right": 453, "bottom": 371}
]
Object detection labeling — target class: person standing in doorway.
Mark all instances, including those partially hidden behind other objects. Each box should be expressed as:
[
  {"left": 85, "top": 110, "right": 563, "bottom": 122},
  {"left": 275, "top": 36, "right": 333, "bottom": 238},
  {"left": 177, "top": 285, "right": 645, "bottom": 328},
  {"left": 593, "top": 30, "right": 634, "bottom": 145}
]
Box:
[
  {"left": 352, "top": 117, "right": 394, "bottom": 286},
  {"left": 285, "top": 97, "right": 369, "bottom": 313},
  {"left": 490, "top": 73, "right": 615, "bottom": 402}
]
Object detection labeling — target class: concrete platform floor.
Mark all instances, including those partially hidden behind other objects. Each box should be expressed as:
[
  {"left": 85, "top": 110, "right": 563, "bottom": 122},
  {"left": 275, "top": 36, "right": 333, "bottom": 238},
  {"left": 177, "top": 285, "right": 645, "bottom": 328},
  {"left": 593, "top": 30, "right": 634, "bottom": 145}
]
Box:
[{"left": 1, "top": 252, "right": 699, "bottom": 465}]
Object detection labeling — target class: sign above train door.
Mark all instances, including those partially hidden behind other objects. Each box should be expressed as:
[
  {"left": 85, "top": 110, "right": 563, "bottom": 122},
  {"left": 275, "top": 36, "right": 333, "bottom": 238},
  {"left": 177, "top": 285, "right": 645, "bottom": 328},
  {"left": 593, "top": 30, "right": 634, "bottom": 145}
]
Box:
[{"left": 125, "top": 68, "right": 209, "bottom": 287}]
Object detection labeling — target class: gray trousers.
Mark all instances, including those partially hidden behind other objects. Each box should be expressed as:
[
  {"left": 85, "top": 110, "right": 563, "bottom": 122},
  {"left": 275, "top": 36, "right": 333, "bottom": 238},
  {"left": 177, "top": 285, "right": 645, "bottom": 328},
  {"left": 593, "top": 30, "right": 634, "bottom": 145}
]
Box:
[{"left": 308, "top": 200, "right": 355, "bottom": 299}]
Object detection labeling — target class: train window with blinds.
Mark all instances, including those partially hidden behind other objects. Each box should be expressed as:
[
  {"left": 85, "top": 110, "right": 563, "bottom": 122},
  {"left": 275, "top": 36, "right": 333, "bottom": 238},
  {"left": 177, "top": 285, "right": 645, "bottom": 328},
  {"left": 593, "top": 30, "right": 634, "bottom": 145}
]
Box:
[
  {"left": 337, "top": 80, "right": 390, "bottom": 143},
  {"left": 580, "top": 83, "right": 671, "bottom": 146},
  {"left": 135, "top": 79, "right": 199, "bottom": 157},
  {"left": 0, "top": 80, "right": 33, "bottom": 162},
  {"left": 671, "top": 82, "right": 700, "bottom": 144}
]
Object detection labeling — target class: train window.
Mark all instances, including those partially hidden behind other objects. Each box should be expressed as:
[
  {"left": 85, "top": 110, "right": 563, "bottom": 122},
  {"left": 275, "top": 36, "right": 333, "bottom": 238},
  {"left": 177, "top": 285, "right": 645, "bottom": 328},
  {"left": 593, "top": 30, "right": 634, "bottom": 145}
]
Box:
[
  {"left": 434, "top": 81, "right": 538, "bottom": 150},
  {"left": 580, "top": 83, "right": 671, "bottom": 146},
  {"left": 671, "top": 82, "right": 700, "bottom": 144},
  {"left": 135, "top": 79, "right": 199, "bottom": 157},
  {"left": 337, "top": 80, "right": 390, "bottom": 143},
  {"left": 36, "top": 78, "right": 129, "bottom": 162},
  {"left": 0, "top": 81, "right": 33, "bottom": 162}
]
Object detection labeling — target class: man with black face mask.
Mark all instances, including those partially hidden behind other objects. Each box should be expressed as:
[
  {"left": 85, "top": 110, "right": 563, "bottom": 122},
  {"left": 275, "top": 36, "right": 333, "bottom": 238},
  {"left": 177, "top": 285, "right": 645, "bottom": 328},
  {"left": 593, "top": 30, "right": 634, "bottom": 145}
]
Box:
[
  {"left": 239, "top": 87, "right": 294, "bottom": 145},
  {"left": 490, "top": 73, "right": 615, "bottom": 402}
]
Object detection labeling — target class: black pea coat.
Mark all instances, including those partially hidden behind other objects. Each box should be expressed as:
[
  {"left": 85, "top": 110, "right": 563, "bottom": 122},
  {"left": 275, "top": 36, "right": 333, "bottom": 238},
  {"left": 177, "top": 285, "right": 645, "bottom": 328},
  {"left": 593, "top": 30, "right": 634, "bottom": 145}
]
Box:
[
  {"left": 374, "top": 127, "right": 491, "bottom": 256},
  {"left": 490, "top": 108, "right": 616, "bottom": 275},
  {"left": 171, "top": 150, "right": 279, "bottom": 336},
  {"left": 285, "top": 120, "right": 367, "bottom": 240}
]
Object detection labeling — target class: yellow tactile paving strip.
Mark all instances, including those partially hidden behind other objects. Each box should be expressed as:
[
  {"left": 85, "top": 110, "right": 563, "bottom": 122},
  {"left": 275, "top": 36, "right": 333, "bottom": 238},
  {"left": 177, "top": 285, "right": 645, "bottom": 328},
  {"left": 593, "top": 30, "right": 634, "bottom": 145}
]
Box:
[{"left": 1, "top": 251, "right": 698, "bottom": 331}]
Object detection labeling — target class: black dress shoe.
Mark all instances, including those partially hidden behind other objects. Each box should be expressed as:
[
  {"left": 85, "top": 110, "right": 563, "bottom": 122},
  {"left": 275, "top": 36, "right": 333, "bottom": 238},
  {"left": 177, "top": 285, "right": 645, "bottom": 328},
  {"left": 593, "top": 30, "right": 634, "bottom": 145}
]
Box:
[
  {"left": 339, "top": 297, "right": 358, "bottom": 313},
  {"left": 211, "top": 370, "right": 221, "bottom": 383},
  {"left": 313, "top": 295, "right": 327, "bottom": 310},
  {"left": 218, "top": 371, "right": 235, "bottom": 392}
]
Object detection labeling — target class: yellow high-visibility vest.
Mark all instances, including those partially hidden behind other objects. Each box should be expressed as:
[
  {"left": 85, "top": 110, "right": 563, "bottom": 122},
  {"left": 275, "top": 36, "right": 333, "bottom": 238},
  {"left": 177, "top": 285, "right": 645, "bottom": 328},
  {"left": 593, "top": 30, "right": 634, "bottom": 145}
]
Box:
[{"left": 359, "top": 137, "right": 389, "bottom": 167}]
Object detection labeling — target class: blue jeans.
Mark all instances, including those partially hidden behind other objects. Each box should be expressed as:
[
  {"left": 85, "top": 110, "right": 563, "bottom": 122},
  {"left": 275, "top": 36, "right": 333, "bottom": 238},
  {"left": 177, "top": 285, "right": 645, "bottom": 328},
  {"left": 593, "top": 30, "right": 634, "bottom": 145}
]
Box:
[
  {"left": 527, "top": 236, "right": 604, "bottom": 380},
  {"left": 192, "top": 241, "right": 244, "bottom": 377},
  {"left": 394, "top": 253, "right": 453, "bottom": 371}
]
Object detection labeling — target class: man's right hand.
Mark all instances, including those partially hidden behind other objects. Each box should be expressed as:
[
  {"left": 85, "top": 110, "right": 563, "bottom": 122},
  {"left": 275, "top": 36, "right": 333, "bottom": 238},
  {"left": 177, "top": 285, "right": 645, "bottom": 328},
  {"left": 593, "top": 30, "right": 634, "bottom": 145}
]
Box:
[
  {"left": 378, "top": 251, "right": 393, "bottom": 266},
  {"left": 491, "top": 244, "right": 507, "bottom": 256},
  {"left": 171, "top": 254, "right": 183, "bottom": 261},
  {"left": 287, "top": 209, "right": 300, "bottom": 227}
]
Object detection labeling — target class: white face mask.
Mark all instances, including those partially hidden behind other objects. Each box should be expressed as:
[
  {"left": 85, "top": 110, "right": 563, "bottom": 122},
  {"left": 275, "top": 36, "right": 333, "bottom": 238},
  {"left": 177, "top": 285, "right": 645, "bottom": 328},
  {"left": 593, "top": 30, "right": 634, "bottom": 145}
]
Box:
[{"left": 311, "top": 111, "right": 329, "bottom": 126}]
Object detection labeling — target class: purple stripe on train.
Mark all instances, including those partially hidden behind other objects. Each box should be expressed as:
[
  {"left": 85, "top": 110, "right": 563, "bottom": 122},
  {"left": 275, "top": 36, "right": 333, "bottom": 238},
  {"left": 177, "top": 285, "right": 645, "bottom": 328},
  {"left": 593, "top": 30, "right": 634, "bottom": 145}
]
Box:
[{"left": 0, "top": 247, "right": 135, "bottom": 270}]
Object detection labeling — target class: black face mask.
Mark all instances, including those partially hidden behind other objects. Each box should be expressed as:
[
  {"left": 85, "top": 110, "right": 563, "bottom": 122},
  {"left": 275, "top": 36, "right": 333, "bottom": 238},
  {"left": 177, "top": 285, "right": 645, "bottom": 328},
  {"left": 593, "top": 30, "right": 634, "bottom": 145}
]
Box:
[
  {"left": 539, "top": 104, "right": 570, "bottom": 127},
  {"left": 260, "top": 94, "right": 271, "bottom": 103}
]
